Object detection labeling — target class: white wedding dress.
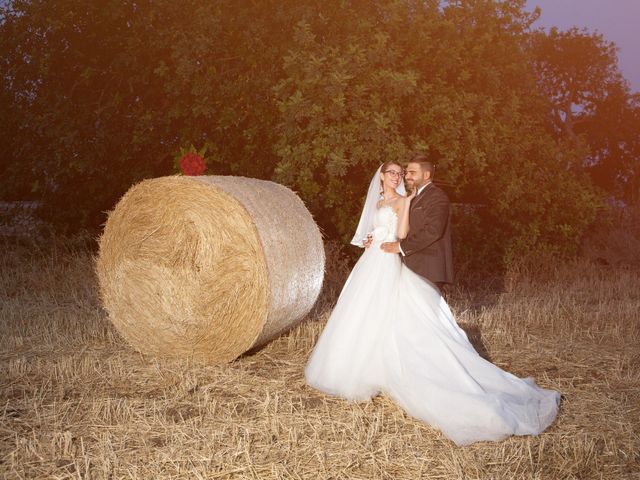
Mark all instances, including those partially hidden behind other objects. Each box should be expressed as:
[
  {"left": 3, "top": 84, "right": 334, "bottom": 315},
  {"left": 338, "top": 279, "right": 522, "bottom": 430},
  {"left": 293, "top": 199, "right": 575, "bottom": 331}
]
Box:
[{"left": 305, "top": 205, "right": 560, "bottom": 445}]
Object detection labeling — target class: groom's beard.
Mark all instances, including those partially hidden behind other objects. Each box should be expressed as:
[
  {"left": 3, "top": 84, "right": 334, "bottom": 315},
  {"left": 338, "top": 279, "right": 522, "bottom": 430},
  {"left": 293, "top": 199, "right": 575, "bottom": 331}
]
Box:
[
  {"left": 405, "top": 182, "right": 415, "bottom": 195},
  {"left": 407, "top": 179, "right": 424, "bottom": 193}
]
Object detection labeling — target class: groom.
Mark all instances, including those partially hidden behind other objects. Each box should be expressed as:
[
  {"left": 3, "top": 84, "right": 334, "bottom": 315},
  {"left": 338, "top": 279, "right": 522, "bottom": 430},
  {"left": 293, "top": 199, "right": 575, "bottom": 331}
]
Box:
[{"left": 381, "top": 154, "right": 453, "bottom": 291}]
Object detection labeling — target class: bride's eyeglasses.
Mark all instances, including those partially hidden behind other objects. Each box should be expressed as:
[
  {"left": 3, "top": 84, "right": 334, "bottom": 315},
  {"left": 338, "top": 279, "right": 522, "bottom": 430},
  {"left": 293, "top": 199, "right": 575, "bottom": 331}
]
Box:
[{"left": 383, "top": 169, "right": 404, "bottom": 178}]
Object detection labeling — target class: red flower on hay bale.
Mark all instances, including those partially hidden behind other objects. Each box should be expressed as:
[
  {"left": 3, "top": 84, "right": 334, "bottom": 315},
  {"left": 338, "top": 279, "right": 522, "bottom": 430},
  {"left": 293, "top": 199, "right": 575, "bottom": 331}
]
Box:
[{"left": 179, "top": 152, "right": 206, "bottom": 176}]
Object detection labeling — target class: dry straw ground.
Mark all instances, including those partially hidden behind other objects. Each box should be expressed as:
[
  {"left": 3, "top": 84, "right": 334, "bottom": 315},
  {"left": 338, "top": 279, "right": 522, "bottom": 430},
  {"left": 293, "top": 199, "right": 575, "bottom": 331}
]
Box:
[{"left": 1, "top": 238, "right": 639, "bottom": 479}]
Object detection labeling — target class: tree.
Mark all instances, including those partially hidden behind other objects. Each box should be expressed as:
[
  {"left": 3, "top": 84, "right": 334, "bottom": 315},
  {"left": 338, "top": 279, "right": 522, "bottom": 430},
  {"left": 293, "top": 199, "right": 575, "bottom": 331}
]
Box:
[
  {"left": 580, "top": 87, "right": 640, "bottom": 205},
  {"left": 275, "top": 0, "right": 599, "bottom": 267},
  {"left": 0, "top": 0, "right": 309, "bottom": 229},
  {"left": 1, "top": 0, "right": 606, "bottom": 270},
  {"left": 531, "top": 27, "right": 623, "bottom": 141},
  {"left": 532, "top": 26, "right": 640, "bottom": 205}
]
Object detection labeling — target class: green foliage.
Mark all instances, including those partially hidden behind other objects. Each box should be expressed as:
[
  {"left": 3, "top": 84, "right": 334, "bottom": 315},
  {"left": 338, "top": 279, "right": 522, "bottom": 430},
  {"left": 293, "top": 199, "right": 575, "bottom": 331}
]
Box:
[
  {"left": 0, "top": 0, "right": 299, "bottom": 227},
  {"left": 273, "top": 12, "right": 418, "bottom": 238},
  {"left": 531, "top": 27, "right": 640, "bottom": 204},
  {"left": 0, "top": 0, "right": 632, "bottom": 270},
  {"left": 273, "top": 1, "right": 602, "bottom": 267}
]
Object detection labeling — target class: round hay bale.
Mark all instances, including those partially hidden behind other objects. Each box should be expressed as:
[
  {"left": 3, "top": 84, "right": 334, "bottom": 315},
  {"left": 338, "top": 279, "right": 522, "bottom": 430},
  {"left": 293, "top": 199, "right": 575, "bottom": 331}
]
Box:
[{"left": 96, "top": 175, "right": 324, "bottom": 363}]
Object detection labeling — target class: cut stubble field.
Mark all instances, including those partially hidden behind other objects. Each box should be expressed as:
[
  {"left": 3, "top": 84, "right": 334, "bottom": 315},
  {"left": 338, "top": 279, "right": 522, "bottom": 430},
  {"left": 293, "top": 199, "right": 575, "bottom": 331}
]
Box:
[{"left": 1, "top": 240, "right": 639, "bottom": 479}]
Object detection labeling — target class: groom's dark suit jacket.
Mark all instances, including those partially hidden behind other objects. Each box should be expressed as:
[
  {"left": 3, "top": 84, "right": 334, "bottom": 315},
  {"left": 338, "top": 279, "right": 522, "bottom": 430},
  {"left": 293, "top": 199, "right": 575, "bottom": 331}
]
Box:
[{"left": 400, "top": 182, "right": 454, "bottom": 285}]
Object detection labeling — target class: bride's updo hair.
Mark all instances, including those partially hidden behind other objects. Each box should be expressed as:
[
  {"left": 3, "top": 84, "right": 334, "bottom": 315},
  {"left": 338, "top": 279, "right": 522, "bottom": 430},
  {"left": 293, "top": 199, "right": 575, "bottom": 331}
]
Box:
[
  {"left": 380, "top": 160, "right": 403, "bottom": 194},
  {"left": 381, "top": 160, "right": 403, "bottom": 173}
]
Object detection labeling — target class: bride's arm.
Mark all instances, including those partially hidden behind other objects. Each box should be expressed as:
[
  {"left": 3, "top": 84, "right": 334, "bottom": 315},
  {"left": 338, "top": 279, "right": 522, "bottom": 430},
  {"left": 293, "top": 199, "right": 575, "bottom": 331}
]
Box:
[{"left": 396, "top": 197, "right": 411, "bottom": 239}]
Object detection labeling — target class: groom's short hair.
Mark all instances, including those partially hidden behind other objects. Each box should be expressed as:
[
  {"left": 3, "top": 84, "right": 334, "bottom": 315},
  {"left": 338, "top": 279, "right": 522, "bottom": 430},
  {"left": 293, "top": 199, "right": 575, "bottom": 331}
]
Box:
[{"left": 409, "top": 154, "right": 435, "bottom": 178}]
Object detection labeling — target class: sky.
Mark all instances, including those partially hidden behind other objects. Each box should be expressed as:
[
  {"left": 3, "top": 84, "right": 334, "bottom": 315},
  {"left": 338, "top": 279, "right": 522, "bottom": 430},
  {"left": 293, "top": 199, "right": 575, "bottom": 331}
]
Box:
[{"left": 526, "top": 0, "right": 640, "bottom": 92}]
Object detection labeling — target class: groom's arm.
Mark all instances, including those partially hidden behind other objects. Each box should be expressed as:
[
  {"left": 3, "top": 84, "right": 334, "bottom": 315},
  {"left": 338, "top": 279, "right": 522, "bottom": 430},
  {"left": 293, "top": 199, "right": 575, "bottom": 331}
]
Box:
[{"left": 399, "top": 190, "right": 450, "bottom": 256}]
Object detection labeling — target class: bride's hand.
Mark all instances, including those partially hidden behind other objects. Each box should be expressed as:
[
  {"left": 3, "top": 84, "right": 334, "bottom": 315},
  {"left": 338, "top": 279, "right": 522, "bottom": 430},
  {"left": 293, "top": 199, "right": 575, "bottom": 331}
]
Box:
[{"left": 407, "top": 187, "right": 417, "bottom": 201}]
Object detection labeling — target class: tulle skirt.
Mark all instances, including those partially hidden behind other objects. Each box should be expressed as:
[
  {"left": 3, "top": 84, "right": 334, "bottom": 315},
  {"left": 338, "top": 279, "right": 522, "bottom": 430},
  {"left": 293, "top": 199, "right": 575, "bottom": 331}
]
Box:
[{"left": 305, "top": 244, "right": 560, "bottom": 445}]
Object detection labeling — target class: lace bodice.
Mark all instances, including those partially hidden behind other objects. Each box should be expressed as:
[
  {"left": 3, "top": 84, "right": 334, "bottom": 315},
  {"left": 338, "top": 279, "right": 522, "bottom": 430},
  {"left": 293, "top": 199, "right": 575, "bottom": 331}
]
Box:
[{"left": 371, "top": 205, "right": 398, "bottom": 242}]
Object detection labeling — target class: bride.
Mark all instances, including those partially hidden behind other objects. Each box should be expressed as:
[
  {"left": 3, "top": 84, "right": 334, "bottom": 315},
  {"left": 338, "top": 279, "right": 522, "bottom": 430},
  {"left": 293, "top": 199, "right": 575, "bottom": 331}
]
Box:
[{"left": 304, "top": 161, "right": 560, "bottom": 446}]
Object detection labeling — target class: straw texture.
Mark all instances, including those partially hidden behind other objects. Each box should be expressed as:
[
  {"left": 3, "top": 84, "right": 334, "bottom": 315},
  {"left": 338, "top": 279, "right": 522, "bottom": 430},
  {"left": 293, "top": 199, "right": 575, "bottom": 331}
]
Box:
[{"left": 96, "top": 175, "right": 324, "bottom": 363}]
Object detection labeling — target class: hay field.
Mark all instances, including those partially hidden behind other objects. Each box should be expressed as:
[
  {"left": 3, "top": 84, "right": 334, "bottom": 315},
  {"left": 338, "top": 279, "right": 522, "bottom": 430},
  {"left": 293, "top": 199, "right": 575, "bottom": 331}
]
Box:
[{"left": 1, "top": 239, "right": 639, "bottom": 479}]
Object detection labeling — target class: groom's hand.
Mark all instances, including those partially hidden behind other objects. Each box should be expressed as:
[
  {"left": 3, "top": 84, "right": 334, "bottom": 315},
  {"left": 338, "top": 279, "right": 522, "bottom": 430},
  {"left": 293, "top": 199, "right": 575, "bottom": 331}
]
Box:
[
  {"left": 363, "top": 234, "right": 373, "bottom": 249},
  {"left": 380, "top": 241, "right": 400, "bottom": 254}
]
